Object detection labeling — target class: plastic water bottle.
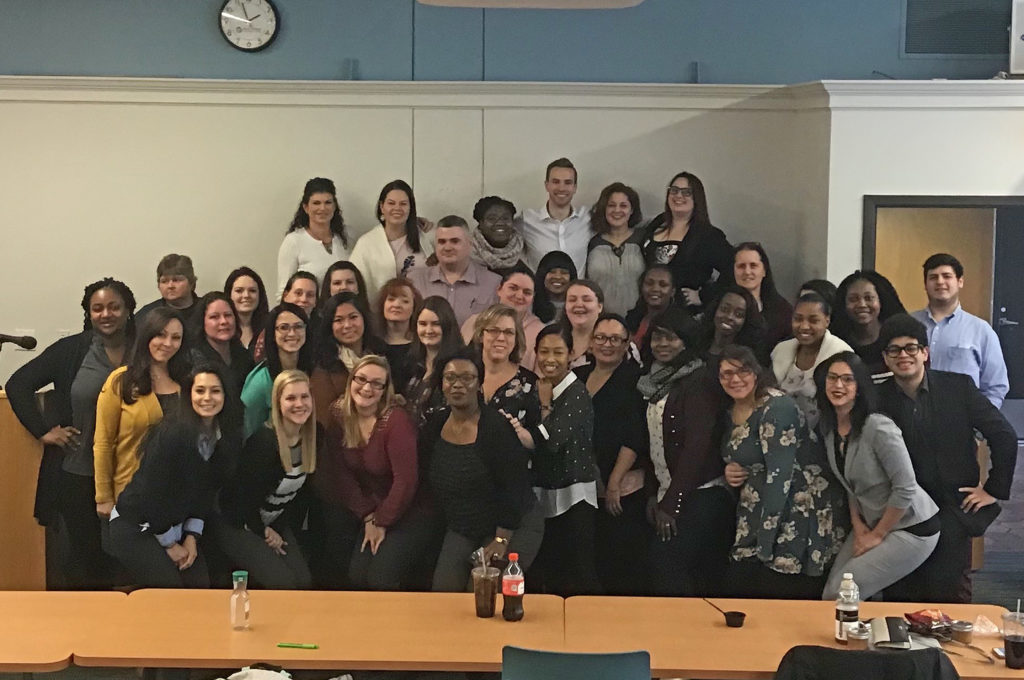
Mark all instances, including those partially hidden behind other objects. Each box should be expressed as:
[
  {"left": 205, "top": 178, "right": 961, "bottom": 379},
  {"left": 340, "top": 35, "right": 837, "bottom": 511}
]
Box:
[
  {"left": 230, "top": 570, "right": 251, "bottom": 630},
  {"left": 835, "top": 572, "right": 859, "bottom": 643},
  {"left": 501, "top": 552, "right": 525, "bottom": 622}
]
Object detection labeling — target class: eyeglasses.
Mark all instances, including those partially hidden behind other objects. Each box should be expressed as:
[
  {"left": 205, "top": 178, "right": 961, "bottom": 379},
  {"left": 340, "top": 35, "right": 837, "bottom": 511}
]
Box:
[
  {"left": 351, "top": 374, "right": 387, "bottom": 391},
  {"left": 883, "top": 343, "right": 923, "bottom": 358},
  {"left": 275, "top": 322, "right": 306, "bottom": 334},
  {"left": 719, "top": 366, "right": 754, "bottom": 381},
  {"left": 442, "top": 372, "right": 478, "bottom": 386},
  {"left": 592, "top": 334, "right": 627, "bottom": 347},
  {"left": 825, "top": 373, "right": 856, "bottom": 386},
  {"left": 667, "top": 186, "right": 694, "bottom": 198},
  {"left": 482, "top": 327, "right": 516, "bottom": 339}
]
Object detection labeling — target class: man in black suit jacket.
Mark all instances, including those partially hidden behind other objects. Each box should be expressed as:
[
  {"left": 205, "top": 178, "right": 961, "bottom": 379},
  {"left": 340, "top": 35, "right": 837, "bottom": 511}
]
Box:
[{"left": 874, "top": 314, "right": 1017, "bottom": 603}]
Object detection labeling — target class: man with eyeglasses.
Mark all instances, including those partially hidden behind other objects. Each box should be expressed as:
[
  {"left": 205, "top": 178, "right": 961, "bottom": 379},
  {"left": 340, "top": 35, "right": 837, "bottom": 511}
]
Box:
[
  {"left": 911, "top": 253, "right": 1008, "bottom": 408},
  {"left": 515, "top": 157, "right": 592, "bottom": 275},
  {"left": 875, "top": 314, "right": 1016, "bottom": 603}
]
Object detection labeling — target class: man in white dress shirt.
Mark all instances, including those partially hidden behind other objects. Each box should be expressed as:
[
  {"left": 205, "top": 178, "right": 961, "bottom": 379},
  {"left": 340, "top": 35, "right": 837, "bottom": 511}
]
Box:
[{"left": 516, "top": 158, "right": 592, "bottom": 275}]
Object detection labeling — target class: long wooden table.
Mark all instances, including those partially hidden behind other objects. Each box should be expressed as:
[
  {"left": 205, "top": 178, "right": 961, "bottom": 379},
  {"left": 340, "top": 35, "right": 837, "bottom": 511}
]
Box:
[
  {"left": 73, "top": 589, "right": 565, "bottom": 671},
  {"left": 0, "top": 591, "right": 126, "bottom": 672},
  {"left": 564, "top": 597, "right": 1014, "bottom": 680}
]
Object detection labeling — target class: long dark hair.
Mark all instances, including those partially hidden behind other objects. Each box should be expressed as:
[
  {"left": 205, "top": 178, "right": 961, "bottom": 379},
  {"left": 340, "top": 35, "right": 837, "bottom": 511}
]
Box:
[
  {"left": 830, "top": 270, "right": 907, "bottom": 344},
  {"left": 319, "top": 261, "right": 369, "bottom": 312},
  {"left": 701, "top": 284, "right": 766, "bottom": 353},
  {"left": 814, "top": 351, "right": 876, "bottom": 440},
  {"left": 263, "top": 303, "right": 313, "bottom": 378},
  {"left": 287, "top": 177, "right": 348, "bottom": 247},
  {"left": 223, "top": 266, "right": 269, "bottom": 336},
  {"left": 410, "top": 296, "right": 464, "bottom": 375},
  {"left": 176, "top": 362, "right": 240, "bottom": 432},
  {"left": 315, "top": 292, "right": 384, "bottom": 370},
  {"left": 590, "top": 182, "right": 642, "bottom": 234},
  {"left": 121, "top": 307, "right": 190, "bottom": 405},
  {"left": 375, "top": 179, "right": 422, "bottom": 253},
  {"left": 533, "top": 250, "right": 578, "bottom": 323},
  {"left": 194, "top": 291, "right": 240, "bottom": 344},
  {"left": 653, "top": 171, "right": 711, "bottom": 231},
  {"left": 81, "top": 277, "right": 137, "bottom": 338},
  {"left": 734, "top": 242, "right": 783, "bottom": 304}
]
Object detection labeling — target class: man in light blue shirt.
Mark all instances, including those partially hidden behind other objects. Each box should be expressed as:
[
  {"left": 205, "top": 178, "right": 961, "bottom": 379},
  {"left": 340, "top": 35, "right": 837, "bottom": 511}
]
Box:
[{"left": 911, "top": 253, "right": 1009, "bottom": 407}]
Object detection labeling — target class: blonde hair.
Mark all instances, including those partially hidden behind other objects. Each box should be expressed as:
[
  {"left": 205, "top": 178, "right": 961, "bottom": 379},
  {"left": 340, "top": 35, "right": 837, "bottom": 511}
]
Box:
[
  {"left": 472, "top": 304, "right": 525, "bottom": 364},
  {"left": 269, "top": 369, "right": 317, "bottom": 474},
  {"left": 337, "top": 355, "right": 395, "bottom": 448}
]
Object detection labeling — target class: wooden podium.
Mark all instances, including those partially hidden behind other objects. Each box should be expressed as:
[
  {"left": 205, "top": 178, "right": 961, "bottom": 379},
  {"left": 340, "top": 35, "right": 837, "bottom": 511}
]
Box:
[{"left": 0, "top": 391, "right": 46, "bottom": 589}]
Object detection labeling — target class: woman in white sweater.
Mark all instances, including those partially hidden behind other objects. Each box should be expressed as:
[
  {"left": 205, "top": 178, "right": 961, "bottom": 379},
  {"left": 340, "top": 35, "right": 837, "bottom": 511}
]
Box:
[
  {"left": 350, "top": 180, "right": 434, "bottom": 304},
  {"left": 276, "top": 177, "right": 350, "bottom": 302}
]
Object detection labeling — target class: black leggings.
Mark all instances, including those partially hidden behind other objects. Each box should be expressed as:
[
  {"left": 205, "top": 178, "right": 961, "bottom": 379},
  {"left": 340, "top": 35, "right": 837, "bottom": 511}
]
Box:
[
  {"left": 107, "top": 516, "right": 210, "bottom": 588},
  {"left": 58, "top": 471, "right": 116, "bottom": 589},
  {"left": 529, "top": 500, "right": 602, "bottom": 597}
]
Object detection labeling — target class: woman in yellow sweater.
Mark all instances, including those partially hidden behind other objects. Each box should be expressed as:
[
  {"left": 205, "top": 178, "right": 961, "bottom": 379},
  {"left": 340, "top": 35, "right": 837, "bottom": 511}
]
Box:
[{"left": 94, "top": 307, "right": 189, "bottom": 517}]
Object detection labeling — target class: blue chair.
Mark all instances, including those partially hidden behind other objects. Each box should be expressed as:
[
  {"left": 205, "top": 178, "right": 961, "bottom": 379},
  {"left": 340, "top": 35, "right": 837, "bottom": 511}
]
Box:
[{"left": 502, "top": 645, "right": 651, "bottom": 680}]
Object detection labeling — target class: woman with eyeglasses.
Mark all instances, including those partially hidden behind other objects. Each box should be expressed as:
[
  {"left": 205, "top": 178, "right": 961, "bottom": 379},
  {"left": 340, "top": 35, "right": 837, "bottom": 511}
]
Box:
[
  {"left": 425, "top": 348, "right": 544, "bottom": 591},
  {"left": 316, "top": 355, "right": 434, "bottom": 590},
  {"left": 241, "top": 303, "right": 313, "bottom": 439},
  {"left": 574, "top": 313, "right": 649, "bottom": 595},
  {"left": 640, "top": 308, "right": 732, "bottom": 596},
  {"left": 643, "top": 171, "right": 732, "bottom": 311},
  {"left": 733, "top": 243, "right": 793, "bottom": 348},
  {"left": 253, "top": 271, "right": 320, "bottom": 363},
  {"left": 814, "top": 352, "right": 939, "bottom": 600},
  {"left": 718, "top": 344, "right": 846, "bottom": 599}
]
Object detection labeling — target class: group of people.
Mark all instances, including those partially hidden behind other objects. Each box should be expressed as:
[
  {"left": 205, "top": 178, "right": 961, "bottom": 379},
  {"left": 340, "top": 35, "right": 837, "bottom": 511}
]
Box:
[{"left": 6, "top": 159, "right": 1017, "bottom": 605}]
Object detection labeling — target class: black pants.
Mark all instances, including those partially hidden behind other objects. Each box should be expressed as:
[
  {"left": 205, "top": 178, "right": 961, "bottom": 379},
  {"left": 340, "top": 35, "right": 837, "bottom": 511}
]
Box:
[
  {"left": 529, "top": 500, "right": 602, "bottom": 597},
  {"left": 723, "top": 559, "right": 828, "bottom": 600},
  {"left": 595, "top": 491, "right": 651, "bottom": 596},
  {"left": 107, "top": 516, "right": 210, "bottom": 588},
  {"left": 649, "top": 486, "right": 736, "bottom": 597},
  {"left": 58, "top": 471, "right": 115, "bottom": 590},
  {"left": 884, "top": 506, "right": 972, "bottom": 604},
  {"left": 208, "top": 514, "right": 313, "bottom": 589}
]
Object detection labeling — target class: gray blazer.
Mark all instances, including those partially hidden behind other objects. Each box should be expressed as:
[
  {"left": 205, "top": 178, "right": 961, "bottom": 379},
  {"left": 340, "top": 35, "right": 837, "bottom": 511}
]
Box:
[{"left": 822, "top": 413, "right": 938, "bottom": 531}]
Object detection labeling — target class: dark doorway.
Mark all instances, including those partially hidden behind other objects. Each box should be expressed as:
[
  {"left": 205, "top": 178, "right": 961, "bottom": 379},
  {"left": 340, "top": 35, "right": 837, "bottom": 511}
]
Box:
[{"left": 994, "top": 207, "right": 1024, "bottom": 401}]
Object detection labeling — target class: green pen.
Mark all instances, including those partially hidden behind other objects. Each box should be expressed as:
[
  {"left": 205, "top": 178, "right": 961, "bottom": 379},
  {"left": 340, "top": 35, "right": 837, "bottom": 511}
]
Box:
[{"left": 277, "top": 642, "right": 319, "bottom": 649}]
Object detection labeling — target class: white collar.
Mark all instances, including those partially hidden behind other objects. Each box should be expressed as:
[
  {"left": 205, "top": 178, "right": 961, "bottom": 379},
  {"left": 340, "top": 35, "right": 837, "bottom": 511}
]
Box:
[{"left": 551, "top": 371, "right": 578, "bottom": 400}]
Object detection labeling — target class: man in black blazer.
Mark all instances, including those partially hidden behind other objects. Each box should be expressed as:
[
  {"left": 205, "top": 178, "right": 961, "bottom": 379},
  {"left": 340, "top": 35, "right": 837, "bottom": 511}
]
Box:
[{"left": 875, "top": 314, "right": 1017, "bottom": 603}]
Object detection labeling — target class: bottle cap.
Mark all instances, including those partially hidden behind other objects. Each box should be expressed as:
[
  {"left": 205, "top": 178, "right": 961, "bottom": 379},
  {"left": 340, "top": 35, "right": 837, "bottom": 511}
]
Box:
[
  {"left": 232, "top": 570, "right": 249, "bottom": 579},
  {"left": 842, "top": 572, "right": 854, "bottom": 580},
  {"left": 508, "top": 552, "right": 519, "bottom": 561}
]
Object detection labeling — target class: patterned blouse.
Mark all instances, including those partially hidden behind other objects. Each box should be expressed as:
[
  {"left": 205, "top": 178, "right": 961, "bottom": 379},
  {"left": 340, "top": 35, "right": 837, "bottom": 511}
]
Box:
[
  {"left": 486, "top": 365, "right": 540, "bottom": 429},
  {"left": 722, "top": 389, "right": 846, "bottom": 576}
]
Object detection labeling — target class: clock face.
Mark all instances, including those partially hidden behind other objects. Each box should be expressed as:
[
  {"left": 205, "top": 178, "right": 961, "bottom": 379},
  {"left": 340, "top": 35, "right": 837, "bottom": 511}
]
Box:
[{"left": 220, "top": 0, "right": 279, "bottom": 52}]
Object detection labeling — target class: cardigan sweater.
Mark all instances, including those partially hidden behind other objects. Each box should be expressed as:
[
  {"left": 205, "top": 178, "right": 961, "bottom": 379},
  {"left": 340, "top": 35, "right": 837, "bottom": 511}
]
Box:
[
  {"left": 770, "top": 330, "right": 853, "bottom": 385},
  {"left": 93, "top": 365, "right": 169, "bottom": 504},
  {"left": 350, "top": 225, "right": 434, "bottom": 307},
  {"left": 276, "top": 228, "right": 349, "bottom": 303}
]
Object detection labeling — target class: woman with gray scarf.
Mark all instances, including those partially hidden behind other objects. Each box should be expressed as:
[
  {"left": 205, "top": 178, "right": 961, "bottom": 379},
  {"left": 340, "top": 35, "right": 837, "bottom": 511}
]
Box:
[
  {"left": 470, "top": 196, "right": 527, "bottom": 275},
  {"left": 640, "top": 307, "right": 735, "bottom": 596}
]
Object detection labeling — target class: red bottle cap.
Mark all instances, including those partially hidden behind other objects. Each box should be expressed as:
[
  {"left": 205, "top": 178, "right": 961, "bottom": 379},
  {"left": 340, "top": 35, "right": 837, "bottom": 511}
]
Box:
[{"left": 508, "top": 552, "right": 519, "bottom": 561}]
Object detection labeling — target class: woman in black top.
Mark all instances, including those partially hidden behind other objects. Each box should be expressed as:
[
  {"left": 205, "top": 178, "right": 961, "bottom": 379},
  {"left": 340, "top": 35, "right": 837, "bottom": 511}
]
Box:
[
  {"left": 107, "top": 364, "right": 240, "bottom": 588},
  {"left": 213, "top": 369, "right": 316, "bottom": 589},
  {"left": 830, "top": 270, "right": 906, "bottom": 382},
  {"left": 190, "top": 292, "right": 255, "bottom": 401},
  {"left": 733, "top": 242, "right": 793, "bottom": 349},
  {"left": 625, "top": 264, "right": 676, "bottom": 357},
  {"left": 425, "top": 349, "right": 542, "bottom": 591},
  {"left": 643, "top": 171, "right": 732, "bottom": 312},
  {"left": 701, "top": 284, "right": 769, "bottom": 367},
  {"left": 574, "top": 313, "right": 648, "bottom": 595},
  {"left": 403, "top": 296, "right": 464, "bottom": 428},
  {"left": 224, "top": 266, "right": 269, "bottom": 352},
  {"left": 5, "top": 277, "right": 136, "bottom": 589},
  {"left": 375, "top": 277, "right": 422, "bottom": 390}
]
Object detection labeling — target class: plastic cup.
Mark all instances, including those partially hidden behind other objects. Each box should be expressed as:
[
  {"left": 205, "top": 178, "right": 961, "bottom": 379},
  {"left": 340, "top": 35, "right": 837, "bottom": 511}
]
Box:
[
  {"left": 1002, "top": 612, "right": 1024, "bottom": 669},
  {"left": 472, "top": 566, "right": 500, "bottom": 618},
  {"left": 724, "top": 611, "right": 746, "bottom": 628}
]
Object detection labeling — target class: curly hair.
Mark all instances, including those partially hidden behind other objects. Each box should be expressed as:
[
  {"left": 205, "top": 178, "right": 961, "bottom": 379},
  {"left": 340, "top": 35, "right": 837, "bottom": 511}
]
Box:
[
  {"left": 830, "top": 270, "right": 906, "bottom": 344},
  {"left": 287, "top": 177, "right": 348, "bottom": 248},
  {"left": 472, "top": 195, "right": 516, "bottom": 224},
  {"left": 81, "top": 277, "right": 137, "bottom": 336}
]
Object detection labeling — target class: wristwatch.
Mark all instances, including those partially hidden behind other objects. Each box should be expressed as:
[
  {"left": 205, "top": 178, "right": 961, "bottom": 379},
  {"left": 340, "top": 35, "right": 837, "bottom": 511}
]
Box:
[{"left": 494, "top": 536, "right": 509, "bottom": 545}]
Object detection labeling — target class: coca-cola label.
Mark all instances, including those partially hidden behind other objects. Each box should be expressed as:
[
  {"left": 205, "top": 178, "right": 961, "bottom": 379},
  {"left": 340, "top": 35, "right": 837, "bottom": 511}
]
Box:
[{"left": 502, "top": 576, "right": 525, "bottom": 596}]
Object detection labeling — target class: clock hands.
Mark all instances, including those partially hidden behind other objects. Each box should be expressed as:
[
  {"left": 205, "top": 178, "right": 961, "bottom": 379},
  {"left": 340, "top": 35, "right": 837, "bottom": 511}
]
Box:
[
  {"left": 240, "top": 2, "right": 250, "bottom": 20},
  {"left": 222, "top": 11, "right": 251, "bottom": 24}
]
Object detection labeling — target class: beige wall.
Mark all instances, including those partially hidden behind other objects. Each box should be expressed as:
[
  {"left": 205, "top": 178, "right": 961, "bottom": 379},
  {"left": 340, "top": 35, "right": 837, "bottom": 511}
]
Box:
[{"left": 875, "top": 207, "right": 995, "bottom": 320}]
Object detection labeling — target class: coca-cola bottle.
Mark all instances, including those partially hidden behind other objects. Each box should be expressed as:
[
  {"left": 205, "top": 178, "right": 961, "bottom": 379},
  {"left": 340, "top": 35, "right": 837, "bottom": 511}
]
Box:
[{"left": 501, "top": 552, "right": 525, "bottom": 622}]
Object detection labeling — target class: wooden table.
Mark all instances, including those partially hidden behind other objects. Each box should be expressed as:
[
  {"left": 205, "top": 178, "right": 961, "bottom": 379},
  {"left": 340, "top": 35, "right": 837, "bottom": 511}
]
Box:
[
  {"left": 0, "top": 591, "right": 126, "bottom": 672},
  {"left": 564, "top": 597, "right": 1014, "bottom": 680},
  {"left": 74, "top": 589, "right": 565, "bottom": 671}
]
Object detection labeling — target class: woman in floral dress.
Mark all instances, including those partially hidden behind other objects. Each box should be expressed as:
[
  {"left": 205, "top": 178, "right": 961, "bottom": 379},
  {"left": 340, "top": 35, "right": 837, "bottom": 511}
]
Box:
[{"left": 717, "top": 343, "right": 847, "bottom": 599}]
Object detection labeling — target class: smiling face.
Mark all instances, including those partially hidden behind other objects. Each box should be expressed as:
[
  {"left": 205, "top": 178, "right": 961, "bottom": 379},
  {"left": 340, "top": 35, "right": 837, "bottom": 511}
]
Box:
[
  {"left": 824, "top": 361, "right": 857, "bottom": 411},
  {"left": 882, "top": 335, "right": 929, "bottom": 382},
  {"left": 441, "top": 358, "right": 480, "bottom": 409},
  {"left": 641, "top": 269, "right": 674, "bottom": 311},
  {"left": 148, "top": 318, "right": 184, "bottom": 364},
  {"left": 332, "top": 303, "right": 365, "bottom": 349},
  {"left": 89, "top": 287, "right": 128, "bottom": 338},
  {"left": 591, "top": 318, "right": 629, "bottom": 367},
  {"left": 650, "top": 326, "right": 685, "bottom": 364},
  {"left": 497, "top": 273, "right": 534, "bottom": 314},
  {"left": 380, "top": 189, "right": 410, "bottom": 229},
  {"left": 545, "top": 167, "right": 577, "bottom": 211},
  {"left": 791, "top": 300, "right": 829, "bottom": 347},
  {"left": 845, "top": 278, "right": 880, "bottom": 327},
  {"left": 230, "top": 275, "right": 260, "bottom": 315},
  {"left": 666, "top": 176, "right": 694, "bottom": 216},
  {"left": 718, "top": 358, "right": 756, "bottom": 401},
  {"left": 279, "top": 380, "right": 313, "bottom": 428},
  {"left": 565, "top": 284, "right": 603, "bottom": 330},
  {"left": 734, "top": 249, "right": 765, "bottom": 295},
  {"left": 284, "top": 278, "right": 317, "bottom": 315},
  {"left": 191, "top": 372, "right": 225, "bottom": 423},
  {"left": 544, "top": 267, "right": 571, "bottom": 298},
  {"left": 924, "top": 265, "right": 963, "bottom": 307},
  {"left": 536, "top": 332, "right": 570, "bottom": 382},
  {"left": 274, "top": 311, "right": 306, "bottom": 354},
  {"left": 478, "top": 204, "right": 515, "bottom": 248},
  {"left": 303, "top": 191, "right": 336, "bottom": 228},
  {"left": 435, "top": 225, "right": 472, "bottom": 269},
  {"left": 203, "top": 299, "right": 236, "bottom": 344},
  {"left": 383, "top": 286, "right": 415, "bottom": 324},
  {"left": 714, "top": 292, "right": 747, "bottom": 339},
  {"left": 329, "top": 268, "right": 359, "bottom": 297},
  {"left": 416, "top": 308, "right": 442, "bottom": 349},
  {"left": 604, "top": 192, "right": 632, "bottom": 230},
  {"left": 481, "top": 314, "right": 517, "bottom": 363},
  {"left": 349, "top": 363, "right": 388, "bottom": 412}
]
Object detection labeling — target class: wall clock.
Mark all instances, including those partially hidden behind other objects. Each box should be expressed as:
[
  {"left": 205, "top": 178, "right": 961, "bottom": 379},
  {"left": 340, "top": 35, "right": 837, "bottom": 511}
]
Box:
[{"left": 220, "top": 0, "right": 279, "bottom": 52}]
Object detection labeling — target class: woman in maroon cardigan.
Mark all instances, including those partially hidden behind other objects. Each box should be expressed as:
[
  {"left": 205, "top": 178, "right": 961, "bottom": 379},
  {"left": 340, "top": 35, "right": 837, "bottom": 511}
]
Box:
[{"left": 315, "top": 355, "right": 436, "bottom": 590}]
